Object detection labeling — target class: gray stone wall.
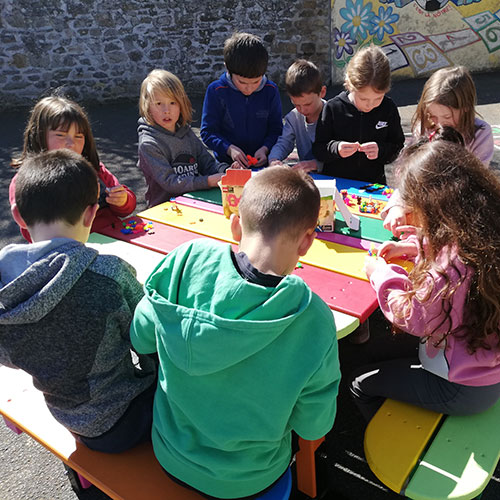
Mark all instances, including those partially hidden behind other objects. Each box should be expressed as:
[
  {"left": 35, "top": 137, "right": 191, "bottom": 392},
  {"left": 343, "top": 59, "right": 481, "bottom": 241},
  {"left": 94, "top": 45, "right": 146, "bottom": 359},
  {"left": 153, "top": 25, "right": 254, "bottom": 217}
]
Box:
[{"left": 0, "top": 0, "right": 330, "bottom": 110}]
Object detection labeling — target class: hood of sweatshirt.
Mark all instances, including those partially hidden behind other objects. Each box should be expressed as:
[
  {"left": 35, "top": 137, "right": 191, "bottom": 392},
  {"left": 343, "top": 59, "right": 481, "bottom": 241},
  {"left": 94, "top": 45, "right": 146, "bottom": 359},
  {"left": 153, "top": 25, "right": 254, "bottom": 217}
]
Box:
[
  {"left": 137, "top": 118, "right": 190, "bottom": 142},
  {"left": 141, "top": 239, "right": 313, "bottom": 376},
  {"left": 0, "top": 238, "right": 98, "bottom": 325}
]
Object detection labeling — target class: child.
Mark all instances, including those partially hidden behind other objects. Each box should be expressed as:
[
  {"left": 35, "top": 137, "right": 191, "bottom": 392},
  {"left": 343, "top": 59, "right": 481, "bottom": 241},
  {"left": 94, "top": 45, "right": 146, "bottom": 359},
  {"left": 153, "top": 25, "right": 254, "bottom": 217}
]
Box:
[
  {"left": 200, "top": 32, "right": 283, "bottom": 168},
  {"left": 1, "top": 150, "right": 156, "bottom": 452},
  {"left": 269, "top": 59, "right": 326, "bottom": 172},
  {"left": 10, "top": 95, "right": 136, "bottom": 241},
  {"left": 130, "top": 166, "right": 340, "bottom": 498},
  {"left": 312, "top": 46, "right": 404, "bottom": 183},
  {"left": 350, "top": 139, "right": 500, "bottom": 421},
  {"left": 383, "top": 66, "right": 495, "bottom": 234},
  {"left": 138, "top": 69, "right": 228, "bottom": 208}
]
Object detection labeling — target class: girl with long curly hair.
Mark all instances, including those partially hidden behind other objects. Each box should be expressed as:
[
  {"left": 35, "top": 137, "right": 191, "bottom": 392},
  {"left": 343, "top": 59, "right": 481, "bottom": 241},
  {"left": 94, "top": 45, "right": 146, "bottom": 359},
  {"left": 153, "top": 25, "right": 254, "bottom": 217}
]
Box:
[{"left": 350, "top": 138, "right": 500, "bottom": 420}]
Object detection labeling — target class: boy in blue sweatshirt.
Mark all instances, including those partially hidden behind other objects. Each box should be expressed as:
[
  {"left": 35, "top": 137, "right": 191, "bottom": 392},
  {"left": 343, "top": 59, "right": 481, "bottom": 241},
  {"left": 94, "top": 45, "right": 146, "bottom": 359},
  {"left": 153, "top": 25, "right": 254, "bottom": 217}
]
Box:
[
  {"left": 200, "top": 32, "right": 283, "bottom": 168},
  {"left": 130, "top": 166, "right": 340, "bottom": 498}
]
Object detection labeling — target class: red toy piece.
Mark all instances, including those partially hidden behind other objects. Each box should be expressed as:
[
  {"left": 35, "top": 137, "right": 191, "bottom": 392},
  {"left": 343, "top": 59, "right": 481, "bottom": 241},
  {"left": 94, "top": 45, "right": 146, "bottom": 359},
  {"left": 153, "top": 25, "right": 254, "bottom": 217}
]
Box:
[{"left": 246, "top": 154, "right": 258, "bottom": 166}]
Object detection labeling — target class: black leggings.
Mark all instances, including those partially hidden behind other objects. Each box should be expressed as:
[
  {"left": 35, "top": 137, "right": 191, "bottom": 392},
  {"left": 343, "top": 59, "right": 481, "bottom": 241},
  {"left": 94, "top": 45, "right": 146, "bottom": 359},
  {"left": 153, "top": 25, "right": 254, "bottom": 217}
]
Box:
[{"left": 349, "top": 356, "right": 500, "bottom": 421}]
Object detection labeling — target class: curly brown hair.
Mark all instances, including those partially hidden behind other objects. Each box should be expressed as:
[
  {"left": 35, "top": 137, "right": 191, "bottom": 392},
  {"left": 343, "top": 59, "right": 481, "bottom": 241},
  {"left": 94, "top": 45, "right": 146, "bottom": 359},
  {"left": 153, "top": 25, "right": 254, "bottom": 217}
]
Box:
[{"left": 395, "top": 140, "right": 500, "bottom": 352}]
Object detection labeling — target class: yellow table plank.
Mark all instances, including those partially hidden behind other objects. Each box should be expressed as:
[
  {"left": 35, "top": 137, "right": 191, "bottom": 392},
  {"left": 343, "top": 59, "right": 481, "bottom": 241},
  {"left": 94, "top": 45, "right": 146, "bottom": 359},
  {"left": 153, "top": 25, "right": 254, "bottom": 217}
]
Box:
[{"left": 139, "top": 202, "right": 371, "bottom": 281}]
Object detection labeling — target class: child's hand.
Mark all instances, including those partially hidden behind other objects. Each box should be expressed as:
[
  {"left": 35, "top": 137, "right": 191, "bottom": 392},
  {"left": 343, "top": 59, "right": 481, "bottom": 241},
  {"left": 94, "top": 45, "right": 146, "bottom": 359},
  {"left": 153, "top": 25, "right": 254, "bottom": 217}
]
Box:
[
  {"left": 269, "top": 159, "right": 284, "bottom": 166},
  {"left": 364, "top": 254, "right": 386, "bottom": 279},
  {"left": 227, "top": 145, "right": 248, "bottom": 168},
  {"left": 359, "top": 142, "right": 379, "bottom": 160},
  {"left": 383, "top": 205, "right": 408, "bottom": 236},
  {"left": 208, "top": 173, "right": 224, "bottom": 187},
  {"left": 392, "top": 224, "right": 418, "bottom": 240},
  {"left": 230, "top": 161, "right": 244, "bottom": 169},
  {"left": 106, "top": 185, "right": 128, "bottom": 207},
  {"left": 292, "top": 160, "right": 317, "bottom": 172},
  {"left": 254, "top": 146, "right": 269, "bottom": 167},
  {"left": 377, "top": 239, "right": 418, "bottom": 261},
  {"left": 338, "top": 141, "right": 359, "bottom": 158}
]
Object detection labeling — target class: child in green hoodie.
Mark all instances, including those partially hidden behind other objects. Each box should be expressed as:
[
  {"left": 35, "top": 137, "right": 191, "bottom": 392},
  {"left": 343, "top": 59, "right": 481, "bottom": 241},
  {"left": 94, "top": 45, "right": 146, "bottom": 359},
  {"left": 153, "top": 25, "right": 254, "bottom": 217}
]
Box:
[{"left": 130, "top": 166, "right": 340, "bottom": 499}]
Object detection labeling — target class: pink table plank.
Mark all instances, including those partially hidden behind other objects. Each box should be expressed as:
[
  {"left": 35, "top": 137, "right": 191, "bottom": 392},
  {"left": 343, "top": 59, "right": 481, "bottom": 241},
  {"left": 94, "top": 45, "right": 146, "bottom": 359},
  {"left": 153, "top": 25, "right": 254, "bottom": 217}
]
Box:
[{"left": 100, "top": 217, "right": 377, "bottom": 321}]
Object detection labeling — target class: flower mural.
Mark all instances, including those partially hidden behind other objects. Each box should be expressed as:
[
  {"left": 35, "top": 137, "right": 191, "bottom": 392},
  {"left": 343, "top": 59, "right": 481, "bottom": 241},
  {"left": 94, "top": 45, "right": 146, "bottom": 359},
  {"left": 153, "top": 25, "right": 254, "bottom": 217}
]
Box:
[
  {"left": 340, "top": 0, "right": 375, "bottom": 41},
  {"left": 369, "top": 6, "right": 399, "bottom": 41},
  {"left": 333, "top": 27, "right": 358, "bottom": 59}
]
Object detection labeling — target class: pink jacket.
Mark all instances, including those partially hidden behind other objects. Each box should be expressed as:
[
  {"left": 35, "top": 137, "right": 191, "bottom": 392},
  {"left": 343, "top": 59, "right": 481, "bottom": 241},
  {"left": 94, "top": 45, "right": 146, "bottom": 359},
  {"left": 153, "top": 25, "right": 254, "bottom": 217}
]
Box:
[
  {"left": 369, "top": 237, "right": 500, "bottom": 386},
  {"left": 9, "top": 162, "right": 136, "bottom": 242}
]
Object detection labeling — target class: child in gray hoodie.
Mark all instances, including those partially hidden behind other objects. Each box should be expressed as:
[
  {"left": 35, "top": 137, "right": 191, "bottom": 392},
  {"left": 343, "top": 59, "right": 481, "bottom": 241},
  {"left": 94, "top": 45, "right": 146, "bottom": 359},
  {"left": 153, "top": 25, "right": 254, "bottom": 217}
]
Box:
[
  {"left": 138, "top": 69, "right": 229, "bottom": 208},
  {"left": 1, "top": 150, "right": 156, "bottom": 452}
]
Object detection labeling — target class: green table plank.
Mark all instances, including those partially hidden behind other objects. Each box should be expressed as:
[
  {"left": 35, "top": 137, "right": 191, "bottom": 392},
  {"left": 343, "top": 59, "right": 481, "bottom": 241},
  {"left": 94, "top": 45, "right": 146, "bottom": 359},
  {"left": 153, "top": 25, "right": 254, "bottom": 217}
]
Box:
[{"left": 183, "top": 188, "right": 393, "bottom": 243}]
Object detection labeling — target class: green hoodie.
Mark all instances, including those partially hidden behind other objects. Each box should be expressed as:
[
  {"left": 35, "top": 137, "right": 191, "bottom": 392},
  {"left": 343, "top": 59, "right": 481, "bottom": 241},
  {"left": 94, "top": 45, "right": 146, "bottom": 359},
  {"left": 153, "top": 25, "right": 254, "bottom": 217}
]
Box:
[{"left": 130, "top": 239, "right": 340, "bottom": 498}]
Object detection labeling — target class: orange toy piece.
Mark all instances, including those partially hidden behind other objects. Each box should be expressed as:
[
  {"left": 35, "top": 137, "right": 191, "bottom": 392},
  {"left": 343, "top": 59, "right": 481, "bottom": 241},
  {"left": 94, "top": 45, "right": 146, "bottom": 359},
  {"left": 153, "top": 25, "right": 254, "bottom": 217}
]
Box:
[
  {"left": 220, "top": 168, "right": 252, "bottom": 218},
  {"left": 246, "top": 154, "right": 258, "bottom": 166}
]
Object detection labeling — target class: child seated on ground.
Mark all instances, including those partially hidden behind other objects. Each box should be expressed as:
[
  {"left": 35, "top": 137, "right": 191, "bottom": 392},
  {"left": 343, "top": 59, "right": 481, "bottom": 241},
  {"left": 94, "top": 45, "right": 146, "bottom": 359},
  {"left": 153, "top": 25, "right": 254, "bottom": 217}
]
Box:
[
  {"left": 130, "top": 166, "right": 341, "bottom": 498},
  {"left": 269, "top": 59, "right": 326, "bottom": 173},
  {"left": 313, "top": 46, "right": 404, "bottom": 183},
  {"left": 1, "top": 150, "right": 156, "bottom": 453},
  {"left": 351, "top": 138, "right": 500, "bottom": 421},
  {"left": 138, "top": 69, "right": 229, "bottom": 208},
  {"left": 10, "top": 95, "right": 136, "bottom": 241},
  {"left": 200, "top": 32, "right": 283, "bottom": 168}
]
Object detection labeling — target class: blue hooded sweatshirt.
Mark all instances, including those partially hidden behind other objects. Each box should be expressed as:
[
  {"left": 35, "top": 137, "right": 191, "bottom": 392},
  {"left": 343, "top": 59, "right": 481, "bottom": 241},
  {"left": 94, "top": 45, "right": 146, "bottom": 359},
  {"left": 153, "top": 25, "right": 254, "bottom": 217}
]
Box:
[
  {"left": 130, "top": 239, "right": 340, "bottom": 498},
  {"left": 200, "top": 72, "right": 283, "bottom": 164}
]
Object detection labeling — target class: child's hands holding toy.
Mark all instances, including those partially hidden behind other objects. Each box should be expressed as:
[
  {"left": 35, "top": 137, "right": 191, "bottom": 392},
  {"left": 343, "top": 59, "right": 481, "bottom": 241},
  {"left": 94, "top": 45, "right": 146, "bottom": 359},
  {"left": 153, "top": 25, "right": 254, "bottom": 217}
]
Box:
[
  {"left": 253, "top": 146, "right": 269, "bottom": 167},
  {"left": 338, "top": 141, "right": 359, "bottom": 158},
  {"left": 377, "top": 238, "right": 418, "bottom": 261},
  {"left": 364, "top": 253, "right": 386, "bottom": 279},
  {"left": 106, "top": 185, "right": 128, "bottom": 207},
  {"left": 227, "top": 144, "right": 248, "bottom": 168},
  {"left": 358, "top": 142, "right": 379, "bottom": 160}
]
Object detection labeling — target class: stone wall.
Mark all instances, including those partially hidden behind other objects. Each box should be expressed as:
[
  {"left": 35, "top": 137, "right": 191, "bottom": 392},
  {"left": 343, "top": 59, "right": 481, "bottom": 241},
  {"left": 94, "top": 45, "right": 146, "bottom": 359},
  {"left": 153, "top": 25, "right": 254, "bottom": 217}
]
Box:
[{"left": 0, "top": 0, "right": 330, "bottom": 110}]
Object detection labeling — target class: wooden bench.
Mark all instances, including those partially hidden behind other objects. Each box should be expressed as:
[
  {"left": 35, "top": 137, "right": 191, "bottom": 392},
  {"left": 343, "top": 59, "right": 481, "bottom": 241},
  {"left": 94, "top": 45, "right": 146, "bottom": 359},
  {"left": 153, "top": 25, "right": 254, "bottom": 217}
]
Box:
[
  {"left": 364, "top": 398, "right": 500, "bottom": 499},
  {"left": 0, "top": 364, "right": 325, "bottom": 499}
]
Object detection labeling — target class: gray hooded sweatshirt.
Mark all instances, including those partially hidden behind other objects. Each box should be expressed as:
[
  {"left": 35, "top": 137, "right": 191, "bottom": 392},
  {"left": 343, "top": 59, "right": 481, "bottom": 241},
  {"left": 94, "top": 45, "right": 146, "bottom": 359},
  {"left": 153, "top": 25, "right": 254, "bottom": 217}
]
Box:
[
  {"left": 0, "top": 238, "right": 155, "bottom": 437},
  {"left": 137, "top": 119, "right": 228, "bottom": 208}
]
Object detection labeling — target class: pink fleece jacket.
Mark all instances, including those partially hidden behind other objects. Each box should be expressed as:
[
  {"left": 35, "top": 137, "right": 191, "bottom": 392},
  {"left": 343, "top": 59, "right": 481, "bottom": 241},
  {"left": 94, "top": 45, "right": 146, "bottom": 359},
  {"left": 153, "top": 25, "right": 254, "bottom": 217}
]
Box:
[{"left": 369, "top": 237, "right": 500, "bottom": 387}]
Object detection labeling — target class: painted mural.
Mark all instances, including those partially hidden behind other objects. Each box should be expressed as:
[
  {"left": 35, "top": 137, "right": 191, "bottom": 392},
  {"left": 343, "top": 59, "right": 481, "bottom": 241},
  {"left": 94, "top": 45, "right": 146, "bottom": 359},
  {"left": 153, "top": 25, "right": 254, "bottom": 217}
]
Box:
[{"left": 331, "top": 0, "right": 500, "bottom": 81}]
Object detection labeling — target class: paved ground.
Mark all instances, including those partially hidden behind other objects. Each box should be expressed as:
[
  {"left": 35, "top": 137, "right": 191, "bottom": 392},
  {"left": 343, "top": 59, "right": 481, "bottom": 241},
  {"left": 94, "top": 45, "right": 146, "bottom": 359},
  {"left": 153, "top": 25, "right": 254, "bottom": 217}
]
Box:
[{"left": 0, "top": 72, "right": 499, "bottom": 499}]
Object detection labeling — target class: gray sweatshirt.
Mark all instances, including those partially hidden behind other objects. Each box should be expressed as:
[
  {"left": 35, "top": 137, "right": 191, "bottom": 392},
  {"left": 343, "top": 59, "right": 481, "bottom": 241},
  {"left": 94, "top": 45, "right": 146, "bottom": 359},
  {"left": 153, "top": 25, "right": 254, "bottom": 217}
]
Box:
[
  {"left": 0, "top": 238, "right": 155, "bottom": 437},
  {"left": 137, "top": 119, "right": 228, "bottom": 208},
  {"left": 268, "top": 101, "right": 325, "bottom": 172}
]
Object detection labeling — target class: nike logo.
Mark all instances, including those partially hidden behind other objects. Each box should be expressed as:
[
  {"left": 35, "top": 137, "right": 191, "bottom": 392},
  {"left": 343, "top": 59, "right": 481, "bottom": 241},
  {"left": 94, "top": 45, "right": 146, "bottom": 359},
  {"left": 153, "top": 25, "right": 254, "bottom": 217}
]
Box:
[{"left": 375, "top": 121, "right": 388, "bottom": 130}]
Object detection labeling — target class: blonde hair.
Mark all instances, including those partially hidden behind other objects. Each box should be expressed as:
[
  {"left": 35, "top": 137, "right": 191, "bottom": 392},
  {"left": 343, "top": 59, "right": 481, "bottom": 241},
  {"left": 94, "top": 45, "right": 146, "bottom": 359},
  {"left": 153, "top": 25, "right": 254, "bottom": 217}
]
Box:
[
  {"left": 411, "top": 66, "right": 477, "bottom": 144},
  {"left": 344, "top": 46, "right": 391, "bottom": 93},
  {"left": 139, "top": 69, "right": 192, "bottom": 127}
]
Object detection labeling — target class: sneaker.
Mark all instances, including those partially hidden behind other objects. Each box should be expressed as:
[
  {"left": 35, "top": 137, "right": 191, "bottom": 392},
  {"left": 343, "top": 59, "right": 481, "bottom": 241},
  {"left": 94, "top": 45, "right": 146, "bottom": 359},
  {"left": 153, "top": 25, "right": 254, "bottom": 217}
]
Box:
[{"left": 349, "top": 319, "right": 370, "bottom": 344}]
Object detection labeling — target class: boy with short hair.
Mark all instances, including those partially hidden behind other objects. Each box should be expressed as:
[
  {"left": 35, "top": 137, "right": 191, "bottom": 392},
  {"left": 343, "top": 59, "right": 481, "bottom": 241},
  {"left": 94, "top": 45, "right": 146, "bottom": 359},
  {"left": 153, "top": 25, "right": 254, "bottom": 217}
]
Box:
[
  {"left": 1, "top": 149, "right": 156, "bottom": 453},
  {"left": 269, "top": 59, "right": 327, "bottom": 172},
  {"left": 200, "top": 32, "right": 283, "bottom": 168},
  {"left": 130, "top": 166, "right": 340, "bottom": 498}
]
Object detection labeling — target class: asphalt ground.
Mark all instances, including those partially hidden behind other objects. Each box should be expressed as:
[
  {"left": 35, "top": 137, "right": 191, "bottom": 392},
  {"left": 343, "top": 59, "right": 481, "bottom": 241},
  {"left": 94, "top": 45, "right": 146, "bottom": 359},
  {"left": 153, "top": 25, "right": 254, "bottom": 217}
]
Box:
[{"left": 0, "top": 72, "right": 499, "bottom": 500}]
